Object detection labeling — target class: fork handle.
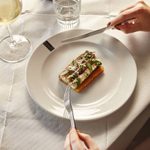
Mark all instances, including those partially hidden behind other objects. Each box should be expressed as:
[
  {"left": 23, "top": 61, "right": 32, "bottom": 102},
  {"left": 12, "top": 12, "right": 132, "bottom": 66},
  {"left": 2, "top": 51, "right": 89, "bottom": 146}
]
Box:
[{"left": 70, "top": 111, "right": 77, "bottom": 129}]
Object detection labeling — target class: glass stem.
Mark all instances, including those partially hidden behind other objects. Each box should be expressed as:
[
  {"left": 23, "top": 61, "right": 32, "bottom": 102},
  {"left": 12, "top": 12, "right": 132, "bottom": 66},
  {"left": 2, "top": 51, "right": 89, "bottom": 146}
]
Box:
[
  {"left": 7, "top": 25, "right": 17, "bottom": 47},
  {"left": 7, "top": 24, "right": 14, "bottom": 42}
]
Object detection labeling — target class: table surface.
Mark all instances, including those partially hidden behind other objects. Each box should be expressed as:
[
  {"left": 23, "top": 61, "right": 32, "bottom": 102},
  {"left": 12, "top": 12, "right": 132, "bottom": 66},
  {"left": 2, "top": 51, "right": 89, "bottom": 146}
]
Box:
[{"left": 0, "top": 0, "right": 150, "bottom": 150}]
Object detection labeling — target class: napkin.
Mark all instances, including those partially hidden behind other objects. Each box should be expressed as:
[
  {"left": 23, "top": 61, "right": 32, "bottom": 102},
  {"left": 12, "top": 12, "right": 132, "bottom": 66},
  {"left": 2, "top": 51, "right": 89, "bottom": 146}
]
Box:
[{"left": 0, "top": 63, "right": 14, "bottom": 146}]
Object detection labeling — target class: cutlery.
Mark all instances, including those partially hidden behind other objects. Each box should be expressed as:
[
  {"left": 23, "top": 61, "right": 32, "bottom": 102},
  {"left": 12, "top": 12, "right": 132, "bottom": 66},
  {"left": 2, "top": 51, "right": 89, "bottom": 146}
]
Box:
[
  {"left": 62, "top": 26, "right": 109, "bottom": 43},
  {"left": 64, "top": 87, "right": 89, "bottom": 148},
  {"left": 64, "top": 86, "right": 76, "bottom": 129},
  {"left": 43, "top": 40, "right": 55, "bottom": 51},
  {"left": 21, "top": 9, "right": 52, "bottom": 16},
  {"left": 62, "top": 27, "right": 108, "bottom": 43},
  {"left": 62, "top": 18, "right": 136, "bottom": 43}
]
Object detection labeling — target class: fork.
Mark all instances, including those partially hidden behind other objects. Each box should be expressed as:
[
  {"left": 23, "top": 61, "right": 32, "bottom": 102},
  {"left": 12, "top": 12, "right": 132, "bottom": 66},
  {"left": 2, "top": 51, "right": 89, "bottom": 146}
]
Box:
[
  {"left": 64, "top": 86, "right": 76, "bottom": 129},
  {"left": 64, "top": 87, "right": 89, "bottom": 149}
]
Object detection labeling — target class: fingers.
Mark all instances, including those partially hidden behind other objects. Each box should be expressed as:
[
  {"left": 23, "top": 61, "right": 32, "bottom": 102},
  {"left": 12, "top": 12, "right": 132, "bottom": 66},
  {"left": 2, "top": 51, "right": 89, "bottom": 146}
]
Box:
[
  {"left": 109, "top": 7, "right": 138, "bottom": 27},
  {"left": 78, "top": 132, "right": 100, "bottom": 150},
  {"left": 115, "top": 20, "right": 141, "bottom": 33},
  {"left": 108, "top": 0, "right": 148, "bottom": 33},
  {"left": 64, "top": 133, "right": 72, "bottom": 150},
  {"left": 64, "top": 128, "right": 81, "bottom": 150},
  {"left": 69, "top": 128, "right": 80, "bottom": 145},
  {"left": 64, "top": 129, "right": 100, "bottom": 150},
  {"left": 120, "top": 4, "right": 135, "bottom": 13},
  {"left": 119, "top": 0, "right": 144, "bottom": 13},
  {"left": 64, "top": 128, "right": 79, "bottom": 150}
]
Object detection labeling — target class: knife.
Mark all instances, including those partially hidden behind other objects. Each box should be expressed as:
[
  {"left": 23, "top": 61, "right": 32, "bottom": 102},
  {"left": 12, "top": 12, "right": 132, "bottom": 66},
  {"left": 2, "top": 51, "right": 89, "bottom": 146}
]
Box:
[
  {"left": 43, "top": 40, "right": 55, "bottom": 51},
  {"left": 62, "top": 26, "right": 108, "bottom": 43},
  {"left": 62, "top": 18, "right": 136, "bottom": 43},
  {"left": 64, "top": 86, "right": 76, "bottom": 129}
]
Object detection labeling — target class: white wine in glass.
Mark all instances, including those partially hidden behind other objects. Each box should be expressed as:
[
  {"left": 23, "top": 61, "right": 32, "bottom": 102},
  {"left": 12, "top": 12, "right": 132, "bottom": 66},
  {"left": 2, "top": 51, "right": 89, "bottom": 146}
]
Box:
[{"left": 0, "top": 0, "right": 31, "bottom": 63}]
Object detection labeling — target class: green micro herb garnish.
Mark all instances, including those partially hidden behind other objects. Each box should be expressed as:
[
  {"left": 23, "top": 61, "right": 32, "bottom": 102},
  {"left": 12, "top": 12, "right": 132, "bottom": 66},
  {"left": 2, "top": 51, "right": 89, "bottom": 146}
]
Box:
[
  {"left": 87, "top": 63, "right": 92, "bottom": 72},
  {"left": 95, "top": 60, "right": 102, "bottom": 66},
  {"left": 76, "top": 78, "right": 81, "bottom": 86},
  {"left": 72, "top": 60, "right": 75, "bottom": 65}
]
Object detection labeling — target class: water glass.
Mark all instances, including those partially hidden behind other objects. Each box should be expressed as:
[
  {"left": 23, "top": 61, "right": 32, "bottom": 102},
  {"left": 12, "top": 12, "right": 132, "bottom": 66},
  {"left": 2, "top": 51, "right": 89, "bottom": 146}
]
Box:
[{"left": 53, "top": 0, "right": 81, "bottom": 26}]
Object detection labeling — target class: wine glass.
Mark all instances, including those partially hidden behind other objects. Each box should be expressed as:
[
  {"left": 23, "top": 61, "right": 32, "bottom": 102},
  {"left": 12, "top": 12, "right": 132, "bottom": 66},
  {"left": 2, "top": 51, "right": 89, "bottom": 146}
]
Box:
[{"left": 0, "top": 0, "right": 31, "bottom": 63}]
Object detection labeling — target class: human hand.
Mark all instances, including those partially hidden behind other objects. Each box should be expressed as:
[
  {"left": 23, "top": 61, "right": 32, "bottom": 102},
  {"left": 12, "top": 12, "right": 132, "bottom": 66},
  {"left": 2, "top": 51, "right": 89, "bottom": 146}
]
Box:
[
  {"left": 64, "top": 128, "right": 100, "bottom": 150},
  {"left": 109, "top": 0, "right": 150, "bottom": 33}
]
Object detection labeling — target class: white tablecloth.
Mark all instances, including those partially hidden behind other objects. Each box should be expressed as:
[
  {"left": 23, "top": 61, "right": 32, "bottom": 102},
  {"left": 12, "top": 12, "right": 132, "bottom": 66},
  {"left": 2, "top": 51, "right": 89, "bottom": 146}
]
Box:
[{"left": 0, "top": 0, "right": 150, "bottom": 150}]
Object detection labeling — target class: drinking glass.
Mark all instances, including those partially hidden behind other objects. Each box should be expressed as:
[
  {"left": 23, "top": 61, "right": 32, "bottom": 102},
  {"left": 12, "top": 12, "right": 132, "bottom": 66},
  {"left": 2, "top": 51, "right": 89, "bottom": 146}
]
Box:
[
  {"left": 108, "top": 0, "right": 119, "bottom": 19},
  {"left": 53, "top": 0, "right": 81, "bottom": 27},
  {"left": 0, "top": 0, "right": 31, "bottom": 63}
]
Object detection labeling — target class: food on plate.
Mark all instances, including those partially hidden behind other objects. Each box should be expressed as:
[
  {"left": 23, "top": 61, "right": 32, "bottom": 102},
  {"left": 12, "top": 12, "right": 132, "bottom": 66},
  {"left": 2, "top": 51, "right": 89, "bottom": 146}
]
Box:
[{"left": 59, "top": 50, "right": 104, "bottom": 92}]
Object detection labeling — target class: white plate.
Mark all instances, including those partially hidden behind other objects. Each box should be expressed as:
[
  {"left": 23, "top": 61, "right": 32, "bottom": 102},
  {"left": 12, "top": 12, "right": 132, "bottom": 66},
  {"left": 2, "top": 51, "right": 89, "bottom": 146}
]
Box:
[{"left": 26, "top": 29, "right": 137, "bottom": 121}]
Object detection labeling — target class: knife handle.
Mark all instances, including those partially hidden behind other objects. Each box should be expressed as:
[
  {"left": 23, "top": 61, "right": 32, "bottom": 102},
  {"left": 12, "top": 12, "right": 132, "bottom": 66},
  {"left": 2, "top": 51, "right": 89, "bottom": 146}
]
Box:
[{"left": 116, "top": 18, "right": 136, "bottom": 26}]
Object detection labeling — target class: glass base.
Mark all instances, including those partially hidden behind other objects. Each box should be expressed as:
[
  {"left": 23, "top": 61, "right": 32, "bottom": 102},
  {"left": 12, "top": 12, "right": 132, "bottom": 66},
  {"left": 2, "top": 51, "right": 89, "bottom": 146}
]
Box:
[
  {"left": 57, "top": 18, "right": 79, "bottom": 28},
  {"left": 0, "top": 35, "right": 31, "bottom": 63}
]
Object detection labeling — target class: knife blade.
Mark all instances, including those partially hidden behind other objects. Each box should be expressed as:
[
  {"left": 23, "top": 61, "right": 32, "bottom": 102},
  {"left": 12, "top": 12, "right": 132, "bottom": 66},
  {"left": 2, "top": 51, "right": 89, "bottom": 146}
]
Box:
[
  {"left": 64, "top": 86, "right": 76, "bottom": 129},
  {"left": 62, "top": 18, "right": 136, "bottom": 43},
  {"left": 62, "top": 26, "right": 108, "bottom": 43}
]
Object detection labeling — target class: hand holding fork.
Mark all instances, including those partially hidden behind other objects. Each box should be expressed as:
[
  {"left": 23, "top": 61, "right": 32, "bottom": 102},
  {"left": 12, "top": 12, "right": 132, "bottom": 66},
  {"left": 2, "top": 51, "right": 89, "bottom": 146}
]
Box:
[{"left": 63, "top": 86, "right": 99, "bottom": 150}]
